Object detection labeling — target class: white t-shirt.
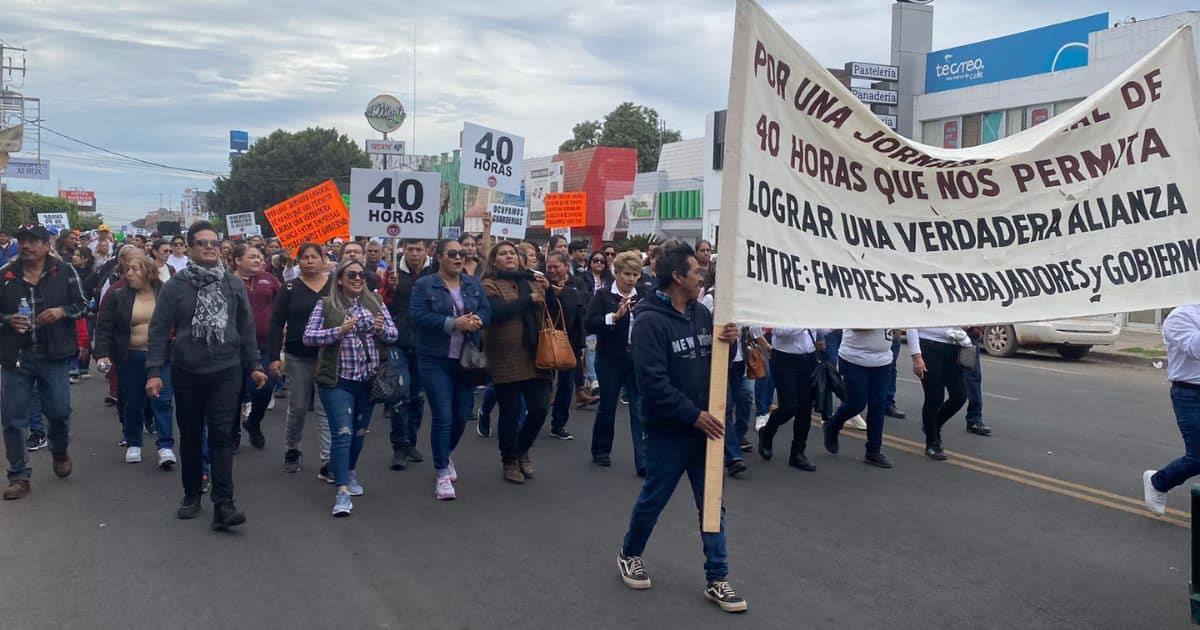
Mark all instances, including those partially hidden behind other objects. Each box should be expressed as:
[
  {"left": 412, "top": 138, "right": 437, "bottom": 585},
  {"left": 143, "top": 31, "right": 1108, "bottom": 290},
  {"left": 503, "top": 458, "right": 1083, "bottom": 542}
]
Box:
[
  {"left": 167, "top": 254, "right": 190, "bottom": 272},
  {"left": 838, "top": 329, "right": 895, "bottom": 368}
]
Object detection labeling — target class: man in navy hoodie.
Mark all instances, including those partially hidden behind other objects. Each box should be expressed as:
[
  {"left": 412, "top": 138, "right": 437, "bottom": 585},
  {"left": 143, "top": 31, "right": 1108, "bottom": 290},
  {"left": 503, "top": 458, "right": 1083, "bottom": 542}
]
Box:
[{"left": 616, "top": 241, "right": 746, "bottom": 613}]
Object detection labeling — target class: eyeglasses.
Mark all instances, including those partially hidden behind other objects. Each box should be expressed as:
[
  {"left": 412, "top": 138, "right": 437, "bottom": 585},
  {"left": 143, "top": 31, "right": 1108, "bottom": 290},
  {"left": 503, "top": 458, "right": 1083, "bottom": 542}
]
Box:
[
  {"left": 444, "top": 250, "right": 465, "bottom": 259},
  {"left": 343, "top": 270, "right": 367, "bottom": 280},
  {"left": 604, "top": 251, "right": 616, "bottom": 257},
  {"left": 591, "top": 258, "right": 605, "bottom": 263},
  {"left": 192, "top": 239, "right": 220, "bottom": 249}
]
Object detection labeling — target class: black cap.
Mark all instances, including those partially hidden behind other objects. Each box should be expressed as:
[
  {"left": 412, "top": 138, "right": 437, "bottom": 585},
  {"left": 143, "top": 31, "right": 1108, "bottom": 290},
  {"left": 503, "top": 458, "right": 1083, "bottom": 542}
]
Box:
[{"left": 16, "top": 225, "right": 51, "bottom": 242}]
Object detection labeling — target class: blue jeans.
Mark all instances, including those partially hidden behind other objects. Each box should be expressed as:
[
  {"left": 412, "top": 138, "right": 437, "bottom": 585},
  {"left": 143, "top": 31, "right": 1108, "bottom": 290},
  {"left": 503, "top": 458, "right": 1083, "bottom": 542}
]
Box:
[
  {"left": 29, "top": 382, "right": 44, "bottom": 433},
  {"left": 965, "top": 345, "right": 983, "bottom": 424},
  {"left": 824, "top": 329, "right": 843, "bottom": 368},
  {"left": 724, "top": 361, "right": 753, "bottom": 464},
  {"left": 1152, "top": 385, "right": 1200, "bottom": 492},
  {"left": 754, "top": 363, "right": 774, "bottom": 417},
  {"left": 622, "top": 430, "right": 728, "bottom": 582},
  {"left": 591, "top": 353, "right": 646, "bottom": 472},
  {"left": 419, "top": 356, "right": 474, "bottom": 471},
  {"left": 318, "top": 378, "right": 375, "bottom": 487},
  {"left": 388, "top": 347, "right": 424, "bottom": 449},
  {"left": 116, "top": 351, "right": 175, "bottom": 449},
  {"left": 235, "top": 346, "right": 278, "bottom": 440},
  {"left": 2, "top": 356, "right": 72, "bottom": 481},
  {"left": 481, "top": 383, "right": 524, "bottom": 426},
  {"left": 884, "top": 337, "right": 900, "bottom": 409},
  {"left": 829, "top": 360, "right": 889, "bottom": 455},
  {"left": 584, "top": 340, "right": 597, "bottom": 383}
]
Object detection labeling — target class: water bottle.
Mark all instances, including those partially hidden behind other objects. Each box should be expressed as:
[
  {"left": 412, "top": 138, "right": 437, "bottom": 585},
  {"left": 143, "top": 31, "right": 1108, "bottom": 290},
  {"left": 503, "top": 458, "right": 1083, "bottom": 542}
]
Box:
[{"left": 16, "top": 297, "right": 32, "bottom": 335}]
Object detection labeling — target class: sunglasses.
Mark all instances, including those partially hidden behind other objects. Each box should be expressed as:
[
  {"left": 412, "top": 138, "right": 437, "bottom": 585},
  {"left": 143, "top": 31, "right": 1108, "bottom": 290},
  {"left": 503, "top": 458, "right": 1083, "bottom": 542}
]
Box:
[
  {"left": 192, "top": 239, "right": 220, "bottom": 249},
  {"left": 444, "top": 250, "right": 465, "bottom": 259},
  {"left": 604, "top": 251, "right": 616, "bottom": 257},
  {"left": 343, "top": 270, "right": 367, "bottom": 280},
  {"left": 591, "top": 257, "right": 605, "bottom": 263}
]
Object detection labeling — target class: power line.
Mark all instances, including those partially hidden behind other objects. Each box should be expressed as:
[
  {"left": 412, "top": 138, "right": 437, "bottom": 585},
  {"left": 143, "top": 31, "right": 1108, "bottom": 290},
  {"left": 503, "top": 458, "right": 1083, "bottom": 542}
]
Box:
[{"left": 23, "top": 119, "right": 224, "bottom": 177}]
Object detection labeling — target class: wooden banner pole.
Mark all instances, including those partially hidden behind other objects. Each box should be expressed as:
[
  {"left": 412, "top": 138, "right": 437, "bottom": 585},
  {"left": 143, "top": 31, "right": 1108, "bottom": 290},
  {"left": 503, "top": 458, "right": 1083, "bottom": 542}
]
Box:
[{"left": 702, "top": 331, "right": 731, "bottom": 533}]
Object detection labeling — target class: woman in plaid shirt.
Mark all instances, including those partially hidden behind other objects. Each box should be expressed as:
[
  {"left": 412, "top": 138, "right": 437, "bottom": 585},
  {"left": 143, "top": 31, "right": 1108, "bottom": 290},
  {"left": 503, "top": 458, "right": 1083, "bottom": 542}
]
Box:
[{"left": 304, "top": 259, "right": 399, "bottom": 517}]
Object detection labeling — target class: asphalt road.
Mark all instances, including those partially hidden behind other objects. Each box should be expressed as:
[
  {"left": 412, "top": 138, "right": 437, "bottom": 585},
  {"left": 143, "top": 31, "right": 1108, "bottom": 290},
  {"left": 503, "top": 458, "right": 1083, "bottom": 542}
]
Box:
[{"left": 0, "top": 351, "right": 1193, "bottom": 629}]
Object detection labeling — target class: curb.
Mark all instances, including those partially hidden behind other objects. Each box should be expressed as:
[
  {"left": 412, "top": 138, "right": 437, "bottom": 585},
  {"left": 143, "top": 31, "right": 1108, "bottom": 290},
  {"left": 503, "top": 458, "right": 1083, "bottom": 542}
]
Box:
[{"left": 1081, "top": 350, "right": 1167, "bottom": 370}]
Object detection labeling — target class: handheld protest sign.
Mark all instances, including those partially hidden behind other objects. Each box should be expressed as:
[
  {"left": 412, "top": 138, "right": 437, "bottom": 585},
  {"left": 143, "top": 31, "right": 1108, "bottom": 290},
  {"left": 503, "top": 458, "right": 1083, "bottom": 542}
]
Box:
[
  {"left": 350, "top": 168, "right": 441, "bottom": 240},
  {"left": 460, "top": 122, "right": 524, "bottom": 196},
  {"left": 488, "top": 203, "right": 528, "bottom": 240},
  {"left": 543, "top": 192, "right": 587, "bottom": 229},
  {"left": 264, "top": 179, "right": 350, "bottom": 253}
]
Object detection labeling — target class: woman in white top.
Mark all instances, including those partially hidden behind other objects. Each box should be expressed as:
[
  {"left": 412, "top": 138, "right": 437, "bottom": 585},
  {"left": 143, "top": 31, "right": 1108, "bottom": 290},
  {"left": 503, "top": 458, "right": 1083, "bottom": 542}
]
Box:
[
  {"left": 757, "top": 327, "right": 824, "bottom": 471},
  {"left": 906, "top": 327, "right": 970, "bottom": 461},
  {"left": 822, "top": 329, "right": 896, "bottom": 468}
]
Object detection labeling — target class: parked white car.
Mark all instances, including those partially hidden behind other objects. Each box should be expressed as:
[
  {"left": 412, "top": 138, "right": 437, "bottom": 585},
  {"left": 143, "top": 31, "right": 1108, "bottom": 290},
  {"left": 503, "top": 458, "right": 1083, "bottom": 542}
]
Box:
[{"left": 981, "top": 315, "right": 1123, "bottom": 360}]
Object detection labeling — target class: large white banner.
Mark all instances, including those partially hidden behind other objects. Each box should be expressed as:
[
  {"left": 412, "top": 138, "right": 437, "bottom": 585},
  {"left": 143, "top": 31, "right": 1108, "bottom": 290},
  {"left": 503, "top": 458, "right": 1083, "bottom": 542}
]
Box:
[{"left": 715, "top": 0, "right": 1200, "bottom": 329}]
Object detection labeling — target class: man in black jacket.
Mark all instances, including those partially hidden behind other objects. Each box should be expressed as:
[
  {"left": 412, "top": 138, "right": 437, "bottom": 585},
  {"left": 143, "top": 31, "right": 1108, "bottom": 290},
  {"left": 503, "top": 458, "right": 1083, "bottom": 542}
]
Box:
[
  {"left": 545, "top": 251, "right": 588, "bottom": 439},
  {"left": 0, "top": 225, "right": 88, "bottom": 500},
  {"left": 147, "top": 221, "right": 265, "bottom": 529},
  {"left": 384, "top": 239, "right": 433, "bottom": 469},
  {"left": 616, "top": 242, "right": 746, "bottom": 613}
]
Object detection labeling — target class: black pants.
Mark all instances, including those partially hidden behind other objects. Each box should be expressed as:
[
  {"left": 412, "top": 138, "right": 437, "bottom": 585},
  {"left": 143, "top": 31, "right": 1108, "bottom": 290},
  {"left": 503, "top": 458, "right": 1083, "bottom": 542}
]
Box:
[
  {"left": 919, "top": 339, "right": 968, "bottom": 449},
  {"left": 496, "top": 378, "right": 553, "bottom": 460},
  {"left": 763, "top": 350, "right": 819, "bottom": 456},
  {"left": 172, "top": 365, "right": 242, "bottom": 506}
]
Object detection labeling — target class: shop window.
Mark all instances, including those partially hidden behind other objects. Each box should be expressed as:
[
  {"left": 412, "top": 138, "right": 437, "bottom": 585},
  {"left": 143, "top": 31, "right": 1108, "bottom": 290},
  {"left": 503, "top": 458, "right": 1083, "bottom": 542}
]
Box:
[
  {"left": 1006, "top": 108, "right": 1024, "bottom": 135},
  {"left": 1054, "top": 98, "right": 1083, "bottom": 115},
  {"left": 961, "top": 114, "right": 982, "bottom": 148},
  {"left": 981, "top": 112, "right": 1004, "bottom": 144},
  {"left": 921, "top": 120, "right": 942, "bottom": 146}
]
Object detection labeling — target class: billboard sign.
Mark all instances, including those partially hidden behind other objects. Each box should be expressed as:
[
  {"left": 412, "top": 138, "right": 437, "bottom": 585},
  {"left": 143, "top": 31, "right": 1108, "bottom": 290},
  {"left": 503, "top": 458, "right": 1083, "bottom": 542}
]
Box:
[
  {"left": 846, "top": 61, "right": 899, "bottom": 82},
  {"left": 0, "top": 157, "right": 50, "bottom": 180},
  {"left": 925, "top": 13, "right": 1109, "bottom": 93},
  {"left": 230, "top": 130, "right": 249, "bottom": 151},
  {"left": 364, "top": 94, "right": 406, "bottom": 133},
  {"left": 59, "top": 189, "right": 95, "bottom": 207},
  {"left": 365, "top": 139, "right": 406, "bottom": 156}
]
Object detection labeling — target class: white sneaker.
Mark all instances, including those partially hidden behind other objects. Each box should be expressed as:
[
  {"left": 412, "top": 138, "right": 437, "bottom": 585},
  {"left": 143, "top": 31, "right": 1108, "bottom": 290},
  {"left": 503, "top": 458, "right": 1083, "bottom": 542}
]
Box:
[
  {"left": 157, "top": 448, "right": 177, "bottom": 470},
  {"left": 1143, "top": 470, "right": 1167, "bottom": 516},
  {"left": 125, "top": 446, "right": 142, "bottom": 463},
  {"left": 846, "top": 414, "right": 868, "bottom": 431},
  {"left": 754, "top": 413, "right": 770, "bottom": 431},
  {"left": 241, "top": 402, "right": 252, "bottom": 419}
]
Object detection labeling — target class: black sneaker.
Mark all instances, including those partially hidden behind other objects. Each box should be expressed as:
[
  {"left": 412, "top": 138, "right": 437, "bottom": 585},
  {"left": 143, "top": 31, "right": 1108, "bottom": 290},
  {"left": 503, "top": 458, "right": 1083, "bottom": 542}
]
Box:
[
  {"left": 864, "top": 452, "right": 893, "bottom": 468},
  {"left": 244, "top": 422, "right": 266, "bottom": 449},
  {"left": 550, "top": 427, "right": 574, "bottom": 440},
  {"left": 26, "top": 430, "right": 47, "bottom": 452},
  {"left": 705, "top": 581, "right": 748, "bottom": 613},
  {"left": 476, "top": 414, "right": 492, "bottom": 438},
  {"left": 593, "top": 454, "right": 612, "bottom": 467},
  {"left": 318, "top": 463, "right": 335, "bottom": 484},
  {"left": 176, "top": 494, "right": 202, "bottom": 519},
  {"left": 823, "top": 421, "right": 839, "bottom": 455},
  {"left": 726, "top": 459, "right": 748, "bottom": 477},
  {"left": 211, "top": 503, "right": 246, "bottom": 531},
  {"left": 739, "top": 437, "right": 752, "bottom": 453},
  {"left": 967, "top": 422, "right": 992, "bottom": 436},
  {"left": 617, "top": 549, "right": 651, "bottom": 589},
  {"left": 403, "top": 446, "right": 425, "bottom": 463},
  {"left": 788, "top": 453, "right": 816, "bottom": 472},
  {"left": 390, "top": 448, "right": 408, "bottom": 471},
  {"left": 885, "top": 406, "right": 907, "bottom": 419},
  {"left": 104, "top": 396, "right": 117, "bottom": 407},
  {"left": 925, "top": 446, "right": 948, "bottom": 461},
  {"left": 283, "top": 449, "right": 302, "bottom": 473}
]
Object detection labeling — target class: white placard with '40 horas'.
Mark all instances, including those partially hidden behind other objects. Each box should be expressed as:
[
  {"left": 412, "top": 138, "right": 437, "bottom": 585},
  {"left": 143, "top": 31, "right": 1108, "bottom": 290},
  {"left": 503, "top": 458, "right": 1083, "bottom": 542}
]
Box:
[
  {"left": 350, "top": 168, "right": 441, "bottom": 240},
  {"left": 460, "top": 122, "right": 524, "bottom": 196}
]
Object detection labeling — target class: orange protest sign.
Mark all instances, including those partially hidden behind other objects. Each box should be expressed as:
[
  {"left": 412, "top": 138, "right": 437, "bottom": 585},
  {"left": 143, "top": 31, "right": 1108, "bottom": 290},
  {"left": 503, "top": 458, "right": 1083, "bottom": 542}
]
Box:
[
  {"left": 543, "top": 192, "right": 587, "bottom": 228},
  {"left": 263, "top": 180, "right": 350, "bottom": 251}
]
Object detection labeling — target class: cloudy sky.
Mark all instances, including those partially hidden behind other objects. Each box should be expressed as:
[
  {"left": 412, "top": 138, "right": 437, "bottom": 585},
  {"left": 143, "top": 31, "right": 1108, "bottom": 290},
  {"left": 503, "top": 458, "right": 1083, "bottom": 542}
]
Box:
[{"left": 1, "top": 0, "right": 1193, "bottom": 225}]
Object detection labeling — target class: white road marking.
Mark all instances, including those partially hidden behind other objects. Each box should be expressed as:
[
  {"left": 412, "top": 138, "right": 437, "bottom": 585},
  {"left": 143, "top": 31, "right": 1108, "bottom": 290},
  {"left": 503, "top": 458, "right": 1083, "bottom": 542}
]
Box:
[
  {"left": 980, "top": 357, "right": 1083, "bottom": 376},
  {"left": 898, "top": 377, "right": 1019, "bottom": 401}
]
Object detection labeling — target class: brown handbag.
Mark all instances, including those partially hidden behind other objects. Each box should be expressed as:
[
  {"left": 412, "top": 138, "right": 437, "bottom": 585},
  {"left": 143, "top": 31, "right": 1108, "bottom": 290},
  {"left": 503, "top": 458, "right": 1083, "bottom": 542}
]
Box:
[
  {"left": 744, "top": 331, "right": 767, "bottom": 379},
  {"left": 536, "top": 298, "right": 578, "bottom": 371}
]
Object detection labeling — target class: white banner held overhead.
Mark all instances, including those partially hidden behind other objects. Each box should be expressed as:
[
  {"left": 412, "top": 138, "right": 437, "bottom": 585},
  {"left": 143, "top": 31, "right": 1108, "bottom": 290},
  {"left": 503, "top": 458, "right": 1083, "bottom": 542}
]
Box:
[
  {"left": 460, "top": 122, "right": 525, "bottom": 196},
  {"left": 714, "top": 0, "right": 1200, "bottom": 330},
  {"left": 488, "top": 203, "right": 528, "bottom": 240},
  {"left": 350, "top": 168, "right": 441, "bottom": 240},
  {"left": 226, "top": 211, "right": 258, "bottom": 236}
]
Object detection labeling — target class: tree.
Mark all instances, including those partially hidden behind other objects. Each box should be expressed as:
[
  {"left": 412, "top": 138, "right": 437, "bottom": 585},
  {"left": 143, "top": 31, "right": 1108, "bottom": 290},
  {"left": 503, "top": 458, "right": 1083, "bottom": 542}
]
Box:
[
  {"left": 0, "top": 189, "right": 30, "bottom": 233},
  {"left": 558, "top": 103, "right": 682, "bottom": 173},
  {"left": 558, "top": 120, "right": 602, "bottom": 153},
  {"left": 209, "top": 127, "right": 370, "bottom": 236},
  {"left": 3, "top": 191, "right": 103, "bottom": 232}
]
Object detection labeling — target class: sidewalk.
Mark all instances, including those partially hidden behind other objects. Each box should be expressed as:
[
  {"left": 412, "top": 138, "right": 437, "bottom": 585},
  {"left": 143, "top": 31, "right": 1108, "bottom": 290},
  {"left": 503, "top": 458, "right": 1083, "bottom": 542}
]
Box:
[{"left": 1086, "top": 327, "right": 1166, "bottom": 368}]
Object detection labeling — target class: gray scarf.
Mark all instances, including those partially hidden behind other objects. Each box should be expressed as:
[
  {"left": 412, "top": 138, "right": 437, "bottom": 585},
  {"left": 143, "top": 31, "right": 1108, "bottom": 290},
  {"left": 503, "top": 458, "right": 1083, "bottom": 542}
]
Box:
[{"left": 177, "top": 263, "right": 228, "bottom": 346}]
